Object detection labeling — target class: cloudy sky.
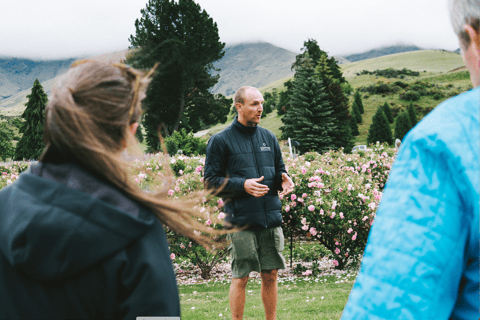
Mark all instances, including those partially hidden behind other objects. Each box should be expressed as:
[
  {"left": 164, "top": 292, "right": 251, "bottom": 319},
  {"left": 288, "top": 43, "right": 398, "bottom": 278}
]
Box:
[{"left": 0, "top": 0, "right": 460, "bottom": 60}]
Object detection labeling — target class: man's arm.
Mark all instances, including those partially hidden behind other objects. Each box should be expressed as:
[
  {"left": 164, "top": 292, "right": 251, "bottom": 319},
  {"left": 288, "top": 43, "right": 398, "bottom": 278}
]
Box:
[
  {"left": 204, "top": 135, "right": 245, "bottom": 198},
  {"left": 272, "top": 137, "right": 292, "bottom": 194}
]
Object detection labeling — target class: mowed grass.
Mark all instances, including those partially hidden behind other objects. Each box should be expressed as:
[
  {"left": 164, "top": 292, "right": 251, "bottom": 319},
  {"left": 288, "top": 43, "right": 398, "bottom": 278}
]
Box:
[{"left": 179, "top": 274, "right": 355, "bottom": 320}]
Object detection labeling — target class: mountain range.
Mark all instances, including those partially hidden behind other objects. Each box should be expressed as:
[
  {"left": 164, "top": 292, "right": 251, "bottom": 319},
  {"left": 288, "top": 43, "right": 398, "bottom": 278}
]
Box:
[{"left": 0, "top": 43, "right": 457, "bottom": 113}]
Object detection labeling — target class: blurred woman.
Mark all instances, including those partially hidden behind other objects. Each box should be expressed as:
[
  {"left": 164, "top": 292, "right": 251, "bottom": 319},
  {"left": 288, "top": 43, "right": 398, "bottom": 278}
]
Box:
[{"left": 0, "top": 60, "right": 213, "bottom": 319}]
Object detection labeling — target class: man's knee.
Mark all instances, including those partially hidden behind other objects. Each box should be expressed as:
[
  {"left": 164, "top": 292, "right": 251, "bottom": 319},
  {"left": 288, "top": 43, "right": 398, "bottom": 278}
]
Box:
[
  {"left": 232, "top": 275, "right": 249, "bottom": 288},
  {"left": 261, "top": 269, "right": 278, "bottom": 281}
]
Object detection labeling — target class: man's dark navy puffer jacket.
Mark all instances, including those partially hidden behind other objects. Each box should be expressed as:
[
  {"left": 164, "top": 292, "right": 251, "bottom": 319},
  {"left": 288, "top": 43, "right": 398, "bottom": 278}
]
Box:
[{"left": 204, "top": 116, "right": 287, "bottom": 229}]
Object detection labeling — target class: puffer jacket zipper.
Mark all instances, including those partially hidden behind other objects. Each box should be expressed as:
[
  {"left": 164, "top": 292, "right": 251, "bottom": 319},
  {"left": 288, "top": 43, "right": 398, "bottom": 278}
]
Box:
[{"left": 250, "top": 133, "right": 267, "bottom": 228}]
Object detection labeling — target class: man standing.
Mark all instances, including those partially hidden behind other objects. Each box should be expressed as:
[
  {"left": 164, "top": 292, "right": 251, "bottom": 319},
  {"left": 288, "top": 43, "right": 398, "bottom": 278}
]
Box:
[
  {"left": 341, "top": 0, "right": 479, "bottom": 319},
  {"left": 204, "top": 86, "right": 294, "bottom": 320}
]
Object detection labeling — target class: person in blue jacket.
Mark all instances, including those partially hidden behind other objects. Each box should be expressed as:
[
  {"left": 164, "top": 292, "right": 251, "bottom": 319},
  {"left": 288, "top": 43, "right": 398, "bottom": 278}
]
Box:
[
  {"left": 341, "top": 1, "right": 479, "bottom": 319},
  {"left": 0, "top": 60, "right": 211, "bottom": 319}
]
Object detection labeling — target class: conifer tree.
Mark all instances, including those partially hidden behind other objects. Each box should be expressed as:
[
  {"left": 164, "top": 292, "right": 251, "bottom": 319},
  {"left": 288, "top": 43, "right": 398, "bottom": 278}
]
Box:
[
  {"left": 407, "top": 103, "right": 417, "bottom": 127},
  {"left": 349, "top": 112, "right": 360, "bottom": 136},
  {"left": 352, "top": 101, "right": 362, "bottom": 124},
  {"left": 394, "top": 110, "right": 412, "bottom": 141},
  {"left": 281, "top": 58, "right": 337, "bottom": 154},
  {"left": 0, "top": 122, "right": 14, "bottom": 161},
  {"left": 354, "top": 90, "right": 365, "bottom": 114},
  {"left": 315, "top": 54, "right": 354, "bottom": 152},
  {"left": 381, "top": 101, "right": 394, "bottom": 123},
  {"left": 367, "top": 107, "right": 393, "bottom": 145},
  {"left": 15, "top": 79, "right": 47, "bottom": 160},
  {"left": 127, "top": 0, "right": 225, "bottom": 152}
]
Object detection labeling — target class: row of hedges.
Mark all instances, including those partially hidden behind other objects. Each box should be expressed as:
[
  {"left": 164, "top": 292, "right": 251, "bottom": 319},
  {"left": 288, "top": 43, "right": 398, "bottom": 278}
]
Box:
[{"left": 1, "top": 143, "right": 396, "bottom": 277}]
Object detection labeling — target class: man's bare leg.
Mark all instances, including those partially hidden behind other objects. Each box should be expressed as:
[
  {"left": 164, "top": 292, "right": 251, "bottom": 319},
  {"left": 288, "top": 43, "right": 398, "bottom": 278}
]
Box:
[
  {"left": 230, "top": 276, "right": 249, "bottom": 320},
  {"left": 261, "top": 269, "right": 278, "bottom": 320}
]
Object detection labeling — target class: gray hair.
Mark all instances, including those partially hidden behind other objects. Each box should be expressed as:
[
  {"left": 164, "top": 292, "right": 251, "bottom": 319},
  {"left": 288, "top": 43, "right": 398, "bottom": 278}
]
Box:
[
  {"left": 450, "top": 0, "right": 480, "bottom": 46},
  {"left": 234, "top": 86, "right": 256, "bottom": 105}
]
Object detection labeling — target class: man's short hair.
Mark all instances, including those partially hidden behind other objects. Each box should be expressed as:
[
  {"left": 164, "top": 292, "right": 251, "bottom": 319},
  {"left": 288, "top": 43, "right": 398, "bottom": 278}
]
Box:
[
  {"left": 450, "top": 0, "right": 480, "bottom": 47},
  {"left": 234, "top": 86, "right": 256, "bottom": 105}
]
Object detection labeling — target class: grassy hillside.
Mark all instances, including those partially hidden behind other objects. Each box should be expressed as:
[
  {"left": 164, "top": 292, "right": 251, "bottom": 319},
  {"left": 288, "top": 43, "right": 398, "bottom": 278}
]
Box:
[
  {"left": 343, "top": 44, "right": 423, "bottom": 62},
  {"left": 206, "top": 50, "right": 470, "bottom": 147},
  {"left": 342, "top": 50, "right": 464, "bottom": 87}
]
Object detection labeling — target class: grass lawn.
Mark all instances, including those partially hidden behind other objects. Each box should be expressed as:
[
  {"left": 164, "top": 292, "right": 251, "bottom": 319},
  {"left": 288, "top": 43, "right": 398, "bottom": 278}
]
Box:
[{"left": 179, "top": 274, "right": 355, "bottom": 320}]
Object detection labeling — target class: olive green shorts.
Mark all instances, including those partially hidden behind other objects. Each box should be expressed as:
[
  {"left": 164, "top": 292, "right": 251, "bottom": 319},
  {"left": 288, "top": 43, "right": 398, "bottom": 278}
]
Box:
[{"left": 227, "top": 226, "right": 286, "bottom": 279}]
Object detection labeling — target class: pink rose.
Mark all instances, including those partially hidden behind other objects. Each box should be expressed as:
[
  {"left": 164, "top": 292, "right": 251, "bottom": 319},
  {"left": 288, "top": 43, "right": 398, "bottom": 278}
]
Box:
[
  {"left": 170, "top": 253, "right": 175, "bottom": 260},
  {"left": 309, "top": 227, "right": 317, "bottom": 236},
  {"left": 308, "top": 205, "right": 315, "bottom": 212},
  {"left": 167, "top": 189, "right": 174, "bottom": 196},
  {"left": 218, "top": 212, "right": 226, "bottom": 219},
  {"left": 333, "top": 260, "right": 339, "bottom": 266},
  {"left": 302, "top": 193, "right": 308, "bottom": 198},
  {"left": 291, "top": 194, "right": 297, "bottom": 201},
  {"left": 335, "top": 248, "right": 340, "bottom": 254}
]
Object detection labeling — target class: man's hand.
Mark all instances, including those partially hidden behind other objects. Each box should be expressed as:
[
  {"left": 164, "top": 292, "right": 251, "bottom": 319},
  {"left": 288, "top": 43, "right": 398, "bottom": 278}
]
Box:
[
  {"left": 244, "top": 176, "right": 270, "bottom": 197},
  {"left": 279, "top": 173, "right": 294, "bottom": 196}
]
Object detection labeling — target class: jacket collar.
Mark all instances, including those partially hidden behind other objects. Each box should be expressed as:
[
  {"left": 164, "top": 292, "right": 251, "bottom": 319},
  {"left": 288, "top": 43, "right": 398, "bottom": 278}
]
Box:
[{"left": 232, "top": 116, "right": 258, "bottom": 135}]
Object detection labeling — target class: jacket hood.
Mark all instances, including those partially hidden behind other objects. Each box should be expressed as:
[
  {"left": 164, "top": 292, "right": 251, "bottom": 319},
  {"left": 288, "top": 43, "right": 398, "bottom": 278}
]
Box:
[{"left": 0, "top": 162, "right": 156, "bottom": 281}]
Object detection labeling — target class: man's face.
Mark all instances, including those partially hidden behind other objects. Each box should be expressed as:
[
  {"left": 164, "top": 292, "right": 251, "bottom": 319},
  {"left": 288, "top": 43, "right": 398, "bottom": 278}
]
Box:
[{"left": 237, "top": 88, "right": 264, "bottom": 126}]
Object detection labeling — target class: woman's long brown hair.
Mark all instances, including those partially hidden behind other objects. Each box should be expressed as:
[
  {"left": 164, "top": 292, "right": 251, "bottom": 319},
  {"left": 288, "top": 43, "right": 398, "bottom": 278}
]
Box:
[{"left": 40, "top": 60, "right": 223, "bottom": 248}]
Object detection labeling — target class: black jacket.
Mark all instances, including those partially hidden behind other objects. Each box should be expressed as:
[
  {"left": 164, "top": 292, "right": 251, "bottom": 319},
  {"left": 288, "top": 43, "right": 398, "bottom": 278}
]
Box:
[
  {"left": 0, "top": 162, "right": 180, "bottom": 319},
  {"left": 204, "top": 116, "right": 287, "bottom": 229}
]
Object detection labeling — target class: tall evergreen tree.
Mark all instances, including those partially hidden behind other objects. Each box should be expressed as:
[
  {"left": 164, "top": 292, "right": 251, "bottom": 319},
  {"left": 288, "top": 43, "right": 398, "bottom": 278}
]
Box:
[
  {"left": 381, "top": 101, "right": 394, "bottom": 123},
  {"left": 394, "top": 110, "right": 412, "bottom": 141},
  {"left": 281, "top": 58, "right": 336, "bottom": 154},
  {"left": 15, "top": 79, "right": 47, "bottom": 160},
  {"left": 276, "top": 80, "right": 294, "bottom": 115},
  {"left": 315, "top": 54, "right": 354, "bottom": 152},
  {"left": 0, "top": 122, "right": 14, "bottom": 161},
  {"left": 367, "top": 107, "right": 393, "bottom": 145},
  {"left": 354, "top": 91, "right": 365, "bottom": 114},
  {"left": 349, "top": 111, "right": 360, "bottom": 136},
  {"left": 292, "top": 38, "right": 346, "bottom": 84},
  {"left": 352, "top": 101, "right": 362, "bottom": 124},
  {"left": 127, "top": 0, "right": 225, "bottom": 152},
  {"left": 407, "top": 103, "right": 417, "bottom": 127}
]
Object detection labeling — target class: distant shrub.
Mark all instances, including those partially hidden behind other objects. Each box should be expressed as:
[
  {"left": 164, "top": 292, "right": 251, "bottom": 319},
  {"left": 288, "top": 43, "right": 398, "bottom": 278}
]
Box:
[
  {"left": 400, "top": 90, "right": 420, "bottom": 101},
  {"left": 164, "top": 128, "right": 208, "bottom": 156},
  {"left": 394, "top": 81, "right": 409, "bottom": 89}
]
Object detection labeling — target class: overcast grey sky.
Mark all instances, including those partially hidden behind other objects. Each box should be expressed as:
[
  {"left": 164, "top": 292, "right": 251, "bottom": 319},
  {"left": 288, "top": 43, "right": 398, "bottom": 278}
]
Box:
[{"left": 0, "top": 0, "right": 460, "bottom": 60}]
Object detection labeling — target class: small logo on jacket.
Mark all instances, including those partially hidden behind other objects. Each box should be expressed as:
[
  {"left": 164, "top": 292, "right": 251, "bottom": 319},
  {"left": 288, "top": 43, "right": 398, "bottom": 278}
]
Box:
[{"left": 260, "top": 143, "right": 271, "bottom": 151}]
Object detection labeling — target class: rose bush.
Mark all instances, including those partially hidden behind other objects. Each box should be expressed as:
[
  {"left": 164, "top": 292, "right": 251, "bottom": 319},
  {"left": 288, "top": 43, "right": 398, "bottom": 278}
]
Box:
[
  {"left": 0, "top": 143, "right": 396, "bottom": 275},
  {"left": 129, "top": 153, "right": 229, "bottom": 279},
  {"left": 0, "top": 161, "right": 30, "bottom": 189},
  {"left": 282, "top": 143, "right": 396, "bottom": 270}
]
